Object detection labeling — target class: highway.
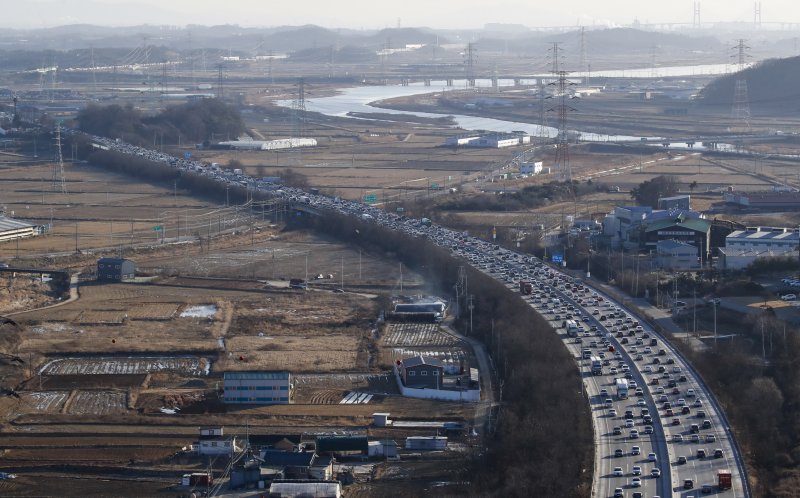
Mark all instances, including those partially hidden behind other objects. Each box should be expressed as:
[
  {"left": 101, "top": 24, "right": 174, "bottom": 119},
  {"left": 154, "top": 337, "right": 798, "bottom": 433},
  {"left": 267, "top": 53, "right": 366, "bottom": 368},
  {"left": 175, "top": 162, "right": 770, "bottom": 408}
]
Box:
[{"left": 75, "top": 130, "right": 749, "bottom": 497}]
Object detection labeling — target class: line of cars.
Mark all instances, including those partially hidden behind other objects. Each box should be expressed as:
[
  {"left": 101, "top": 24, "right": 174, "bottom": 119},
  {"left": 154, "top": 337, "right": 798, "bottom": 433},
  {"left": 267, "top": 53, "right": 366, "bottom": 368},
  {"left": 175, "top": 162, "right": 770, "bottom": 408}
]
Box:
[{"left": 88, "top": 131, "right": 744, "bottom": 497}]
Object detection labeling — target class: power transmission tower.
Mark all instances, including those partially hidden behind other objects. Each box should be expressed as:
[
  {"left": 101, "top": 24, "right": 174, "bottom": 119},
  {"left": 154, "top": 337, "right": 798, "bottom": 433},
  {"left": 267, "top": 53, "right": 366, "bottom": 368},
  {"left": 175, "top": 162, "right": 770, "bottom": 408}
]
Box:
[
  {"left": 52, "top": 123, "right": 68, "bottom": 194},
  {"left": 754, "top": 2, "right": 762, "bottom": 28},
  {"left": 90, "top": 46, "right": 98, "bottom": 93},
  {"left": 216, "top": 63, "right": 224, "bottom": 99},
  {"left": 578, "top": 27, "right": 588, "bottom": 78},
  {"left": 549, "top": 70, "right": 576, "bottom": 182},
  {"left": 693, "top": 1, "right": 701, "bottom": 28},
  {"left": 292, "top": 77, "right": 306, "bottom": 138},
  {"left": 546, "top": 42, "right": 576, "bottom": 182},
  {"left": 464, "top": 42, "right": 476, "bottom": 88},
  {"left": 731, "top": 39, "right": 751, "bottom": 132}
]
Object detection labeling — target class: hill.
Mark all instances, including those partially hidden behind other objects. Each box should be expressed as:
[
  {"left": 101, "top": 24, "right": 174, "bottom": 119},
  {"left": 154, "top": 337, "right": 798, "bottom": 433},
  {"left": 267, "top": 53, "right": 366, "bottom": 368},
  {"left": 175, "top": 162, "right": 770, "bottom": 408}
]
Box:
[{"left": 697, "top": 55, "right": 800, "bottom": 114}]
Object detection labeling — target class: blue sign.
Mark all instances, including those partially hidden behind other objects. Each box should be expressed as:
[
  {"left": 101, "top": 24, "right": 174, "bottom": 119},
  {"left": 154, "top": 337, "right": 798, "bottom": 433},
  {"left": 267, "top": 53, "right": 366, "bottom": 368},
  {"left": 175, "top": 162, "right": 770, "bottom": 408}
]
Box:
[
  {"left": 184, "top": 152, "right": 192, "bottom": 159},
  {"left": 551, "top": 254, "right": 563, "bottom": 263}
]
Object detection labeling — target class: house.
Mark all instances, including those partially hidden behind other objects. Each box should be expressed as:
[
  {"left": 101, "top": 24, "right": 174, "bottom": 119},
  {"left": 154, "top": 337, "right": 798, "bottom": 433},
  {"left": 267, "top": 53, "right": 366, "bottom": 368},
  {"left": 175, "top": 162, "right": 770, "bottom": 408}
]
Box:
[
  {"left": 260, "top": 450, "right": 315, "bottom": 479},
  {"left": 96, "top": 258, "right": 135, "bottom": 282},
  {"left": 368, "top": 440, "right": 398, "bottom": 458},
  {"left": 196, "top": 437, "right": 240, "bottom": 456},
  {"left": 248, "top": 435, "right": 301, "bottom": 452},
  {"left": 520, "top": 161, "right": 543, "bottom": 175},
  {"left": 223, "top": 371, "right": 292, "bottom": 404},
  {"left": 400, "top": 356, "right": 445, "bottom": 389},
  {"left": 268, "top": 480, "right": 342, "bottom": 498},
  {"left": 309, "top": 455, "right": 334, "bottom": 480}
]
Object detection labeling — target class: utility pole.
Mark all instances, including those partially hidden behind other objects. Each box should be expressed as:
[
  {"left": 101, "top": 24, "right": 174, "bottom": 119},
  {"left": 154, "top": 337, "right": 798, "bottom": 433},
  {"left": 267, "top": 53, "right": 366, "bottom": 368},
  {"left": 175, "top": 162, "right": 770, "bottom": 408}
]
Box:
[
  {"left": 713, "top": 300, "right": 718, "bottom": 348},
  {"left": 468, "top": 294, "right": 474, "bottom": 336},
  {"left": 464, "top": 42, "right": 476, "bottom": 89}
]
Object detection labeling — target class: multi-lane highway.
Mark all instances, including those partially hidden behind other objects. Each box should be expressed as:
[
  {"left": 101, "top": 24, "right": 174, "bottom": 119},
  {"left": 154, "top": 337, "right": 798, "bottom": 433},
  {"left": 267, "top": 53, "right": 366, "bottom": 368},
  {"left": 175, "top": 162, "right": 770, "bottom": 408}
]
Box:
[{"left": 78, "top": 130, "right": 749, "bottom": 497}]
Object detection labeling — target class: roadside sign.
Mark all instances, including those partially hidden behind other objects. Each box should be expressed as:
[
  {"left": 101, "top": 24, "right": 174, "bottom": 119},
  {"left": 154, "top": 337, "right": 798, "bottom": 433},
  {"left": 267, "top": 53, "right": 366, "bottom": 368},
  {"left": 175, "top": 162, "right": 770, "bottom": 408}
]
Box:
[
  {"left": 552, "top": 254, "right": 563, "bottom": 263},
  {"left": 396, "top": 207, "right": 405, "bottom": 213},
  {"left": 430, "top": 182, "right": 439, "bottom": 190},
  {"left": 363, "top": 194, "right": 377, "bottom": 203},
  {"left": 153, "top": 225, "right": 163, "bottom": 231},
  {"left": 184, "top": 152, "right": 192, "bottom": 159}
]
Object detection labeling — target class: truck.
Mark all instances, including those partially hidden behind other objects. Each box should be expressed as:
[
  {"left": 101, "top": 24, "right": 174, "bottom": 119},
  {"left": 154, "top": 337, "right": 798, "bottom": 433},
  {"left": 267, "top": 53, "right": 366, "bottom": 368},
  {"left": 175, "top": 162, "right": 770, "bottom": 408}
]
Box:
[
  {"left": 616, "top": 378, "right": 629, "bottom": 399},
  {"left": 590, "top": 356, "right": 603, "bottom": 376},
  {"left": 582, "top": 348, "right": 592, "bottom": 360},
  {"left": 565, "top": 319, "right": 579, "bottom": 337},
  {"left": 717, "top": 469, "right": 731, "bottom": 490},
  {"left": 519, "top": 280, "right": 533, "bottom": 295},
  {"left": 233, "top": 168, "right": 244, "bottom": 176},
  {"left": 289, "top": 278, "right": 307, "bottom": 290}
]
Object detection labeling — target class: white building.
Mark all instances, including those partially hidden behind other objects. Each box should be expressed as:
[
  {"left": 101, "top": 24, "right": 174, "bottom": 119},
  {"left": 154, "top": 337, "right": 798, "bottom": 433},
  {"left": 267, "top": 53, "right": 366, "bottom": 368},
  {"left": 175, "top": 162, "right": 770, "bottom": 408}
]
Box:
[
  {"left": 656, "top": 239, "right": 700, "bottom": 270},
  {"left": 725, "top": 227, "right": 800, "bottom": 252},
  {"left": 520, "top": 161, "right": 543, "bottom": 175},
  {"left": 223, "top": 371, "right": 292, "bottom": 404},
  {"left": 0, "top": 216, "right": 40, "bottom": 243},
  {"left": 718, "top": 246, "right": 798, "bottom": 270},
  {"left": 196, "top": 437, "right": 240, "bottom": 456}
]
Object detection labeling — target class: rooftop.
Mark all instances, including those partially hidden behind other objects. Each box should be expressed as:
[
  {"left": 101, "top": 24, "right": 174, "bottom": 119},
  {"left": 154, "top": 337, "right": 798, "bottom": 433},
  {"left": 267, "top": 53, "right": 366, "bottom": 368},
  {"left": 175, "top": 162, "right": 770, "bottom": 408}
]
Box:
[
  {"left": 402, "top": 356, "right": 445, "bottom": 368},
  {"left": 224, "top": 371, "right": 290, "bottom": 381},
  {"left": 0, "top": 216, "right": 36, "bottom": 232}
]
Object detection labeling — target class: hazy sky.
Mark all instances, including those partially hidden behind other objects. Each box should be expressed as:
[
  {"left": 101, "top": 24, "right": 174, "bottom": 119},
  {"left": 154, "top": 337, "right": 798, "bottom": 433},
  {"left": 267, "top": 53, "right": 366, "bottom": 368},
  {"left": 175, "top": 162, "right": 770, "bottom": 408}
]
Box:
[{"left": 6, "top": 0, "right": 800, "bottom": 29}]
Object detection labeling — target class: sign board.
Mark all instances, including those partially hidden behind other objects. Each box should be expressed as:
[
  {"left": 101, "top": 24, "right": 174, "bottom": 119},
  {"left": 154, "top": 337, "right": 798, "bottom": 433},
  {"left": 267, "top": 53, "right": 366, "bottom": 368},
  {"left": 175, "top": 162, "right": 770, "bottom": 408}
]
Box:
[
  {"left": 396, "top": 207, "right": 405, "bottom": 213},
  {"left": 184, "top": 152, "right": 192, "bottom": 159},
  {"left": 363, "top": 194, "right": 377, "bottom": 203},
  {"left": 153, "top": 225, "right": 163, "bottom": 231},
  {"left": 551, "top": 254, "right": 563, "bottom": 263},
  {"left": 430, "top": 182, "right": 439, "bottom": 190}
]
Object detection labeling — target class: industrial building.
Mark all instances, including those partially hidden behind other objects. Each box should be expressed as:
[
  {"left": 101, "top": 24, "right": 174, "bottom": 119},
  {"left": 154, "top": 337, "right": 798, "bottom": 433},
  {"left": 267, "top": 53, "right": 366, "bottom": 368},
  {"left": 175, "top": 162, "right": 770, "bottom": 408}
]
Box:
[
  {"left": 0, "top": 216, "right": 40, "bottom": 243},
  {"left": 96, "top": 258, "right": 136, "bottom": 282},
  {"left": 725, "top": 227, "right": 800, "bottom": 252},
  {"left": 655, "top": 240, "right": 700, "bottom": 270},
  {"left": 215, "top": 138, "right": 317, "bottom": 151},
  {"left": 444, "top": 132, "right": 530, "bottom": 148},
  {"left": 223, "top": 371, "right": 292, "bottom": 404},
  {"left": 519, "top": 161, "right": 544, "bottom": 175},
  {"left": 718, "top": 247, "right": 798, "bottom": 270},
  {"left": 643, "top": 215, "right": 712, "bottom": 262},
  {"left": 723, "top": 189, "right": 800, "bottom": 209}
]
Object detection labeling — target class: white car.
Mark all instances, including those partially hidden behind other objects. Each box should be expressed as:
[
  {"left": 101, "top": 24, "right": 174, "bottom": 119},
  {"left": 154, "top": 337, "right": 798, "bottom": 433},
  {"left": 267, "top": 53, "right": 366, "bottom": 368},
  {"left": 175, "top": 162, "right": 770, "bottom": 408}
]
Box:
[
  {"left": 631, "top": 446, "right": 641, "bottom": 455},
  {"left": 631, "top": 477, "right": 642, "bottom": 487},
  {"left": 782, "top": 294, "right": 797, "bottom": 301},
  {"left": 648, "top": 452, "right": 658, "bottom": 462},
  {"left": 613, "top": 467, "right": 624, "bottom": 476},
  {"left": 632, "top": 465, "right": 642, "bottom": 476}
]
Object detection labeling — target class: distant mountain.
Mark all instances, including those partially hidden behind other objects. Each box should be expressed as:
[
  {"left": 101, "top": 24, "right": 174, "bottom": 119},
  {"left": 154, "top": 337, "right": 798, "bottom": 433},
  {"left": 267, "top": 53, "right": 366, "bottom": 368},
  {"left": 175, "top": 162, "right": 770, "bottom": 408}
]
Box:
[{"left": 697, "top": 55, "right": 800, "bottom": 113}]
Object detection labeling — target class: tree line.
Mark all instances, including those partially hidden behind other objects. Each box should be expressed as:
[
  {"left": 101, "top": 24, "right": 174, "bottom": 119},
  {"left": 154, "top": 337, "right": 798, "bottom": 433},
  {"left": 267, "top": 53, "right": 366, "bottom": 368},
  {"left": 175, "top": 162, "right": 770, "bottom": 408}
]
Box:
[
  {"left": 294, "top": 211, "right": 593, "bottom": 497},
  {"left": 76, "top": 98, "right": 245, "bottom": 147}
]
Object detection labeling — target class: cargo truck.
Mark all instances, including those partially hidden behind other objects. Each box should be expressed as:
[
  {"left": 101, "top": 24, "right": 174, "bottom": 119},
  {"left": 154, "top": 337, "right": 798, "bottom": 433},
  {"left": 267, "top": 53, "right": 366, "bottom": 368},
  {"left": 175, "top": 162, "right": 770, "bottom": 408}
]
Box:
[
  {"left": 565, "top": 319, "right": 579, "bottom": 337},
  {"left": 519, "top": 280, "right": 533, "bottom": 295},
  {"left": 616, "top": 378, "right": 629, "bottom": 399},
  {"left": 717, "top": 469, "right": 731, "bottom": 490},
  {"left": 591, "top": 356, "right": 603, "bottom": 375}
]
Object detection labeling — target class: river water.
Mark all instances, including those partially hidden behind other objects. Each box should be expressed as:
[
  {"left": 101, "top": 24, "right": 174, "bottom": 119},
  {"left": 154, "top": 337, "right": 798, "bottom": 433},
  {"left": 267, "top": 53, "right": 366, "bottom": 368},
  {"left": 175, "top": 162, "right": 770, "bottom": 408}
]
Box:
[{"left": 293, "top": 63, "right": 739, "bottom": 143}]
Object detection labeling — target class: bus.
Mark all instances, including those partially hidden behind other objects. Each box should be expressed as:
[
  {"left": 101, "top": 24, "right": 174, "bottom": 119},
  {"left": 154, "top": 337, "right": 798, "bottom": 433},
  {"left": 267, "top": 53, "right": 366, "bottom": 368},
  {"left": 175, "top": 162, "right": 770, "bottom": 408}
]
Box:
[{"left": 616, "top": 378, "right": 629, "bottom": 399}]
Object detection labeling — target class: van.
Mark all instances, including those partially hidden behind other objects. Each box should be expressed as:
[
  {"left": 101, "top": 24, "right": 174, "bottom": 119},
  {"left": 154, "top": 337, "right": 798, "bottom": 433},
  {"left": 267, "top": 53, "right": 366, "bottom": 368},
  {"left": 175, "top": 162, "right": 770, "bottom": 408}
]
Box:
[{"left": 696, "top": 448, "right": 707, "bottom": 459}]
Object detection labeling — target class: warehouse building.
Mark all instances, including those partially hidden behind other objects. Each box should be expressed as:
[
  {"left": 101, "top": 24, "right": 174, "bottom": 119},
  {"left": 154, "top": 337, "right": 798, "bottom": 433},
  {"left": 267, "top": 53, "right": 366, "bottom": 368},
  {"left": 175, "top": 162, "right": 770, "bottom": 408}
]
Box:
[
  {"left": 718, "top": 246, "right": 798, "bottom": 270},
  {"left": 643, "top": 215, "right": 712, "bottom": 262},
  {"left": 656, "top": 239, "right": 700, "bottom": 270},
  {"left": 96, "top": 258, "right": 136, "bottom": 282},
  {"left": 725, "top": 227, "right": 800, "bottom": 252},
  {"left": 223, "top": 371, "right": 292, "bottom": 404},
  {"left": 0, "top": 216, "right": 39, "bottom": 243}
]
